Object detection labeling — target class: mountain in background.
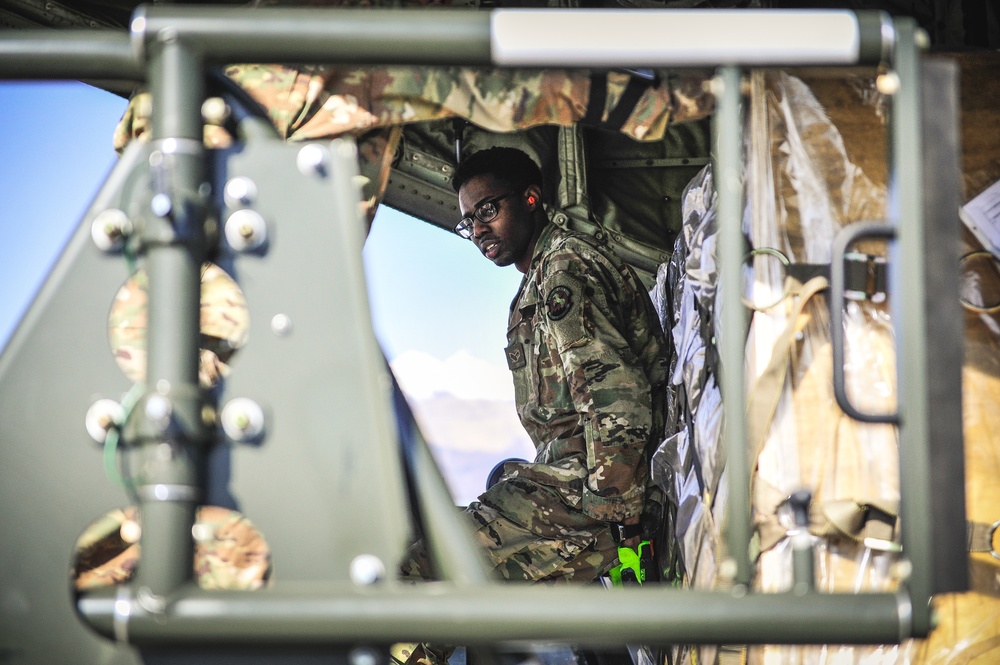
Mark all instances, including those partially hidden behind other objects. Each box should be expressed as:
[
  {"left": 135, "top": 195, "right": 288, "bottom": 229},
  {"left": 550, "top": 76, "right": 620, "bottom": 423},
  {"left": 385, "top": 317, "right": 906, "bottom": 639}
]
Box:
[{"left": 390, "top": 350, "right": 534, "bottom": 505}]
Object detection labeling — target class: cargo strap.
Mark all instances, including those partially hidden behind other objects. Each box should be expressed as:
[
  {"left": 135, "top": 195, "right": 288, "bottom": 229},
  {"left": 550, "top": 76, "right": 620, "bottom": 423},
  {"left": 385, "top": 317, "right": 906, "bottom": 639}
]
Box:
[
  {"left": 747, "top": 274, "right": 830, "bottom": 469},
  {"left": 582, "top": 72, "right": 657, "bottom": 132},
  {"left": 785, "top": 254, "right": 888, "bottom": 300},
  {"left": 755, "top": 480, "right": 900, "bottom": 553},
  {"left": 969, "top": 520, "right": 1000, "bottom": 560}
]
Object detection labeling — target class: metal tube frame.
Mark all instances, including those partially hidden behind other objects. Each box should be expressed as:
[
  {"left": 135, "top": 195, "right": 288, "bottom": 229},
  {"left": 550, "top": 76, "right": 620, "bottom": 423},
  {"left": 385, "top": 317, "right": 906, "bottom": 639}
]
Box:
[{"left": 0, "top": 5, "right": 952, "bottom": 647}]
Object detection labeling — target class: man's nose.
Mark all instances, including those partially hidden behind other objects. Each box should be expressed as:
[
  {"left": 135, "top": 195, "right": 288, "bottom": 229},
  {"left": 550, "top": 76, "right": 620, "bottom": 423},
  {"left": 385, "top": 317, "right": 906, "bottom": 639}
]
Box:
[{"left": 472, "top": 217, "right": 491, "bottom": 237}]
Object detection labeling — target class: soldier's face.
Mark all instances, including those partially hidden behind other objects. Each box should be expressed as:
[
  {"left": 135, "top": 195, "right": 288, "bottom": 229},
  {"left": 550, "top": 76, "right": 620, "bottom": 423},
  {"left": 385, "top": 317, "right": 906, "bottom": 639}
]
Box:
[{"left": 459, "top": 173, "right": 536, "bottom": 272}]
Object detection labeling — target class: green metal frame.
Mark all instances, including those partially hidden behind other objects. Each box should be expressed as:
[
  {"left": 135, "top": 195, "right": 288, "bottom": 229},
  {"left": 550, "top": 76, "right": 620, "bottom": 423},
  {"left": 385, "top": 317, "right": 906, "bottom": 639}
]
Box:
[{"left": 0, "top": 6, "right": 966, "bottom": 661}]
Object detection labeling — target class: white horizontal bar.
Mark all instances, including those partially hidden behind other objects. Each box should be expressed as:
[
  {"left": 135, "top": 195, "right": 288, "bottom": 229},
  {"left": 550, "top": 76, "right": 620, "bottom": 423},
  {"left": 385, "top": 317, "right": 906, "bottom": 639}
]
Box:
[{"left": 491, "top": 9, "right": 861, "bottom": 67}]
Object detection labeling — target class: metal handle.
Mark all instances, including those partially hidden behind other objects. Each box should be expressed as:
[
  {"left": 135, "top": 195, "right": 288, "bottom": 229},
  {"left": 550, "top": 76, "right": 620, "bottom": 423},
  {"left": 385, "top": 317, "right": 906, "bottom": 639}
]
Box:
[{"left": 830, "top": 221, "right": 899, "bottom": 424}]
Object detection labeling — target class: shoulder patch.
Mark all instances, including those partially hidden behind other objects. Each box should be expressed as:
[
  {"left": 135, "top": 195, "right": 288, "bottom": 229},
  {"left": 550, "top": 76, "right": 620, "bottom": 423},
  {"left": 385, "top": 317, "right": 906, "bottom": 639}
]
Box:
[{"left": 546, "top": 285, "right": 574, "bottom": 321}]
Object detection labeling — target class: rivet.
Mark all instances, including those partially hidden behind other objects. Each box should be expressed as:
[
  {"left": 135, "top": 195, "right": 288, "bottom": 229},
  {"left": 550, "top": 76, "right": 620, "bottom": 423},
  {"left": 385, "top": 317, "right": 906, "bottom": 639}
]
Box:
[
  {"left": 876, "top": 72, "right": 901, "bottom": 96},
  {"left": 150, "top": 193, "right": 173, "bottom": 218},
  {"left": 145, "top": 394, "right": 172, "bottom": 429},
  {"left": 120, "top": 519, "right": 141, "bottom": 544},
  {"left": 224, "top": 177, "right": 258, "bottom": 208},
  {"left": 201, "top": 97, "right": 230, "bottom": 125},
  {"left": 350, "top": 554, "right": 386, "bottom": 585},
  {"left": 350, "top": 647, "right": 382, "bottom": 665},
  {"left": 271, "top": 314, "right": 293, "bottom": 337}
]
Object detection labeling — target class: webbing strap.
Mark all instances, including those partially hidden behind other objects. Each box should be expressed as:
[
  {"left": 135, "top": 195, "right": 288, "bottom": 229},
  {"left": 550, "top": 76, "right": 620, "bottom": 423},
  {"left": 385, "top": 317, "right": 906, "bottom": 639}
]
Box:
[
  {"left": 580, "top": 72, "right": 656, "bottom": 132},
  {"left": 604, "top": 74, "right": 655, "bottom": 132},
  {"left": 755, "top": 477, "right": 900, "bottom": 553},
  {"left": 581, "top": 73, "right": 607, "bottom": 127},
  {"left": 968, "top": 520, "right": 1000, "bottom": 559},
  {"left": 747, "top": 275, "right": 830, "bottom": 470}
]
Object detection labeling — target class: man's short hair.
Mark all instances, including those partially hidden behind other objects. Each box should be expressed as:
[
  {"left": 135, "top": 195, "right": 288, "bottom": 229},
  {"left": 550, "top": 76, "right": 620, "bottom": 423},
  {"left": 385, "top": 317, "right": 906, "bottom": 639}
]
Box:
[{"left": 452, "top": 147, "right": 543, "bottom": 194}]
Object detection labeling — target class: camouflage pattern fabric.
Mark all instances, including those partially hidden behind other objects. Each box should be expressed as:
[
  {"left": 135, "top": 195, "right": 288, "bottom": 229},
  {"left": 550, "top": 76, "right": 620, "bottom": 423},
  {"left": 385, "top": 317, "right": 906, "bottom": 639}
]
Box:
[
  {"left": 108, "top": 263, "right": 250, "bottom": 388},
  {"left": 403, "top": 223, "right": 668, "bottom": 579},
  {"left": 503, "top": 222, "right": 668, "bottom": 527},
  {"left": 113, "top": 65, "right": 713, "bottom": 151},
  {"left": 112, "top": 62, "right": 711, "bottom": 222},
  {"left": 73, "top": 505, "right": 271, "bottom": 591},
  {"left": 399, "top": 496, "right": 620, "bottom": 583},
  {"left": 397, "top": 222, "right": 668, "bottom": 665}
]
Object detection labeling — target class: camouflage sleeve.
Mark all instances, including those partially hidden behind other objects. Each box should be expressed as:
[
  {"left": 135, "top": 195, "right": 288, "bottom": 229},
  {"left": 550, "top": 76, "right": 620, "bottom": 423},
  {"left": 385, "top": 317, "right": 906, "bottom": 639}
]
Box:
[
  {"left": 114, "top": 64, "right": 713, "bottom": 150},
  {"left": 538, "top": 242, "right": 655, "bottom": 524}
]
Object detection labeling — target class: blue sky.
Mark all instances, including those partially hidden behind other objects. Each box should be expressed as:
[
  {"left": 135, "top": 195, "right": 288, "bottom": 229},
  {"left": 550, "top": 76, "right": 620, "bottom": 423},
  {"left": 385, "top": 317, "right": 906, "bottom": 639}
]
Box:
[{"left": 0, "top": 81, "right": 522, "bottom": 369}]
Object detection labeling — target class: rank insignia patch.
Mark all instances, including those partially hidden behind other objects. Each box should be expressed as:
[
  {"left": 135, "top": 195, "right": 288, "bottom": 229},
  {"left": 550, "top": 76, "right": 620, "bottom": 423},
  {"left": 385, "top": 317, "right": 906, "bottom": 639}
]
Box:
[
  {"left": 546, "top": 285, "right": 574, "bottom": 321},
  {"left": 505, "top": 342, "right": 526, "bottom": 370}
]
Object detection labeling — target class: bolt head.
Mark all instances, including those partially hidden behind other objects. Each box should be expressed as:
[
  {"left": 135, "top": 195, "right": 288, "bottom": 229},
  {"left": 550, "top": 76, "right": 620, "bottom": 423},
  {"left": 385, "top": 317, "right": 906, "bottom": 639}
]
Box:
[
  {"left": 221, "top": 397, "right": 265, "bottom": 443},
  {"left": 297, "top": 143, "right": 330, "bottom": 177},
  {"left": 91, "top": 209, "right": 132, "bottom": 252},
  {"left": 85, "top": 399, "right": 125, "bottom": 444},
  {"left": 225, "top": 209, "right": 267, "bottom": 252}
]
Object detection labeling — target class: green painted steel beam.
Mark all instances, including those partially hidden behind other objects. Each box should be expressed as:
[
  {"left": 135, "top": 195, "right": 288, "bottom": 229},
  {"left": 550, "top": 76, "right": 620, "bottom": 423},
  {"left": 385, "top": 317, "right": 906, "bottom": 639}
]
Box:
[
  {"left": 887, "top": 18, "right": 934, "bottom": 636},
  {"left": 132, "top": 6, "right": 493, "bottom": 66},
  {"left": 78, "top": 584, "right": 910, "bottom": 647},
  {"left": 0, "top": 8, "right": 893, "bottom": 82},
  {"left": 0, "top": 31, "right": 141, "bottom": 80},
  {"left": 712, "top": 66, "right": 753, "bottom": 589},
  {"left": 127, "top": 37, "right": 211, "bottom": 598}
]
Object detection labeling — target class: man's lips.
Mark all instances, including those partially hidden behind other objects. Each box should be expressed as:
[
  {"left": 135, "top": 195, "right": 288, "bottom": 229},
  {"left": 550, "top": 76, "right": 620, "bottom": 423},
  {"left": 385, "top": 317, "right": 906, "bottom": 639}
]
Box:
[{"left": 480, "top": 237, "right": 500, "bottom": 259}]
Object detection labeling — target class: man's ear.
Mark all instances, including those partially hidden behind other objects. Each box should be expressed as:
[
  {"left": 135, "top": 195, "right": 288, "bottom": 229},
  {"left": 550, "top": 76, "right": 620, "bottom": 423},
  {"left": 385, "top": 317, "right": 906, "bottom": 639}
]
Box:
[{"left": 525, "top": 185, "right": 542, "bottom": 210}]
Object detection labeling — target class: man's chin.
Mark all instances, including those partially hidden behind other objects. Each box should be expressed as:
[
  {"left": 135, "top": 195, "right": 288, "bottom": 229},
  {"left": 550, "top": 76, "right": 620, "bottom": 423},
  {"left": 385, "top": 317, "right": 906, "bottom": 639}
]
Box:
[{"left": 491, "top": 254, "right": 514, "bottom": 267}]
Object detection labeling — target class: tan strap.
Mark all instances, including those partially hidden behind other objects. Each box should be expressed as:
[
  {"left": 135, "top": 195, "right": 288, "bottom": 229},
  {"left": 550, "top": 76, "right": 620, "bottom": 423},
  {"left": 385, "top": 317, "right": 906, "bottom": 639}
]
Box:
[
  {"left": 968, "top": 520, "right": 1000, "bottom": 559},
  {"left": 746, "top": 275, "right": 831, "bottom": 471},
  {"left": 755, "top": 477, "right": 901, "bottom": 553}
]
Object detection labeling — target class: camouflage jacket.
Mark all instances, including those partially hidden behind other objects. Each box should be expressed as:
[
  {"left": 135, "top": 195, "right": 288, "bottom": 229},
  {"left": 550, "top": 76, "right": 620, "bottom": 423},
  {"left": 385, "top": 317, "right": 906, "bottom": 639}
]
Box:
[{"left": 484, "top": 222, "right": 668, "bottom": 530}]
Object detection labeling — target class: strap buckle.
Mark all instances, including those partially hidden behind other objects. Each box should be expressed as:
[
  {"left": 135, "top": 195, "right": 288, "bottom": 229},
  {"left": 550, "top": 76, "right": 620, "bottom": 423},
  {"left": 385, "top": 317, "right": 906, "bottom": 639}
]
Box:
[{"left": 610, "top": 522, "right": 642, "bottom": 544}]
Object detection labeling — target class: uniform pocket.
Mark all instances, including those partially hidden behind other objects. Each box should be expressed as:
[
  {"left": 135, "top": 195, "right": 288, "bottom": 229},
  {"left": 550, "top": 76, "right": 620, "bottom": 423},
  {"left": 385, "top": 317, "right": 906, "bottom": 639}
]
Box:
[{"left": 468, "top": 503, "right": 594, "bottom": 581}]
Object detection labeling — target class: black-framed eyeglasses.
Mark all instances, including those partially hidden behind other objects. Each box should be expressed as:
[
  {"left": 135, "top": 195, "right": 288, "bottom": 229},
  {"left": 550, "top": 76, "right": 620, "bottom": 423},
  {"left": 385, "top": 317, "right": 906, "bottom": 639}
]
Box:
[{"left": 455, "top": 191, "right": 514, "bottom": 239}]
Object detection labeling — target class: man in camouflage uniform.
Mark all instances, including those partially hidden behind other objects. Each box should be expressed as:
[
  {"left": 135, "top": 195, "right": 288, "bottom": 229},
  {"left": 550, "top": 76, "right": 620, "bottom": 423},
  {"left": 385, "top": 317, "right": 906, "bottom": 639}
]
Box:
[{"left": 400, "top": 147, "right": 668, "bottom": 587}]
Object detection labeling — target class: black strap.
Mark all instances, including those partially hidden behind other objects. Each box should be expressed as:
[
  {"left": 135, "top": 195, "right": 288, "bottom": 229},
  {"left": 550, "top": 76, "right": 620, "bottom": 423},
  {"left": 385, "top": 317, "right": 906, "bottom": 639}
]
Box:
[
  {"left": 603, "top": 74, "right": 656, "bottom": 132},
  {"left": 611, "top": 522, "right": 644, "bottom": 544},
  {"left": 785, "top": 255, "right": 889, "bottom": 298},
  {"left": 581, "top": 72, "right": 607, "bottom": 127}
]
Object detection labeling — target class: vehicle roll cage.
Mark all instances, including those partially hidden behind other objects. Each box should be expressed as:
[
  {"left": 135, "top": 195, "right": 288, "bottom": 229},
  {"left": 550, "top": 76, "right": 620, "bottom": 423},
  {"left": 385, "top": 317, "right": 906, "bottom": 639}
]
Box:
[{"left": 0, "top": 5, "right": 966, "bottom": 651}]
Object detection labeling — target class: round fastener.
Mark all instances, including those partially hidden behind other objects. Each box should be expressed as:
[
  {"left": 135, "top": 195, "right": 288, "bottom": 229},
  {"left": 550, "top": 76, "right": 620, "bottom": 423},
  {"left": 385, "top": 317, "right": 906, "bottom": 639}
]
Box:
[
  {"left": 150, "top": 192, "right": 173, "bottom": 219},
  {"left": 120, "top": 518, "right": 141, "bottom": 544},
  {"left": 144, "top": 394, "right": 172, "bottom": 430},
  {"left": 297, "top": 143, "right": 329, "bottom": 177},
  {"left": 224, "top": 177, "right": 258, "bottom": 209},
  {"left": 91, "top": 209, "right": 133, "bottom": 252},
  {"left": 201, "top": 97, "right": 230, "bottom": 125},
  {"left": 86, "top": 399, "right": 125, "bottom": 444},
  {"left": 271, "top": 313, "right": 293, "bottom": 337},
  {"left": 221, "top": 397, "right": 265, "bottom": 443},
  {"left": 349, "top": 554, "right": 386, "bottom": 586},
  {"left": 350, "top": 647, "right": 382, "bottom": 665},
  {"left": 876, "top": 72, "right": 901, "bottom": 96},
  {"left": 224, "top": 209, "right": 267, "bottom": 252}
]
